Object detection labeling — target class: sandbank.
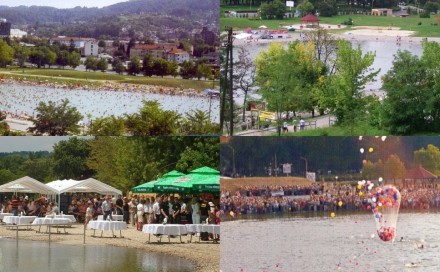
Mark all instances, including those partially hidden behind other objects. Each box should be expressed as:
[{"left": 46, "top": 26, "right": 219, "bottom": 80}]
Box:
[{"left": 0, "top": 223, "right": 219, "bottom": 272}]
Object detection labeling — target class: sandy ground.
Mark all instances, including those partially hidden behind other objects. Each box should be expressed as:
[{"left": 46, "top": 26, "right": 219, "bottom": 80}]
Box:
[
  {"left": 0, "top": 223, "right": 219, "bottom": 272},
  {"left": 222, "top": 176, "right": 312, "bottom": 192}
]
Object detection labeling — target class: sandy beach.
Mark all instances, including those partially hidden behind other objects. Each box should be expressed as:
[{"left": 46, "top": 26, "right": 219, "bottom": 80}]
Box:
[{"left": 0, "top": 223, "right": 220, "bottom": 272}]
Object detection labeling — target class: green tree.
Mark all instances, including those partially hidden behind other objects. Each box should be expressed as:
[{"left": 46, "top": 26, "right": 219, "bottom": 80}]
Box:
[
  {"left": 124, "top": 100, "right": 180, "bottom": 136},
  {"left": 181, "top": 110, "right": 220, "bottom": 135},
  {"left": 97, "top": 58, "right": 108, "bottom": 72},
  {"left": 259, "top": 0, "right": 287, "bottom": 19},
  {"left": 316, "top": 0, "right": 337, "bottom": 17},
  {"left": 414, "top": 144, "right": 440, "bottom": 175},
  {"left": 167, "top": 61, "right": 179, "bottom": 78},
  {"left": 319, "top": 40, "right": 379, "bottom": 128},
  {"left": 84, "top": 56, "right": 98, "bottom": 71},
  {"left": 68, "top": 51, "right": 81, "bottom": 68},
  {"left": 196, "top": 63, "right": 212, "bottom": 80},
  {"left": 142, "top": 53, "right": 154, "bottom": 77},
  {"left": 114, "top": 60, "right": 125, "bottom": 75},
  {"left": 383, "top": 154, "right": 406, "bottom": 182},
  {"left": 175, "top": 137, "right": 220, "bottom": 173},
  {"left": 127, "top": 56, "right": 141, "bottom": 75},
  {"left": 152, "top": 59, "right": 169, "bottom": 77},
  {"left": 52, "top": 137, "right": 94, "bottom": 179},
  {"left": 0, "top": 39, "right": 15, "bottom": 67},
  {"left": 297, "top": 0, "right": 315, "bottom": 17},
  {"left": 180, "top": 60, "right": 196, "bottom": 79},
  {"left": 234, "top": 46, "right": 256, "bottom": 121},
  {"left": 29, "top": 99, "right": 83, "bottom": 136},
  {"left": 89, "top": 115, "right": 125, "bottom": 136},
  {"left": 13, "top": 45, "right": 30, "bottom": 68},
  {"left": 57, "top": 50, "right": 70, "bottom": 68}
]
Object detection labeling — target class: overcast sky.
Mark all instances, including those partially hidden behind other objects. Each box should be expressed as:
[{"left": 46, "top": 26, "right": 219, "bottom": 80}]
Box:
[
  {"left": 0, "top": 0, "right": 127, "bottom": 9},
  {"left": 0, "top": 137, "right": 93, "bottom": 152}
]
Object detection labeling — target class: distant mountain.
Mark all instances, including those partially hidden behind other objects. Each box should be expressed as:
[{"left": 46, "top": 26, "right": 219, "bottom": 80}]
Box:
[{"left": 0, "top": 0, "right": 219, "bottom": 25}]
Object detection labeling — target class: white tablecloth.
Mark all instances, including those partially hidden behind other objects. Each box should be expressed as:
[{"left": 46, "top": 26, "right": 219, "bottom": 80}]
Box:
[
  {"left": 3, "top": 216, "right": 37, "bottom": 225},
  {"left": 46, "top": 214, "right": 76, "bottom": 223},
  {"left": 142, "top": 224, "right": 188, "bottom": 236},
  {"left": 186, "top": 224, "right": 220, "bottom": 235},
  {"left": 0, "top": 213, "right": 13, "bottom": 220},
  {"left": 97, "top": 215, "right": 123, "bottom": 221},
  {"left": 33, "top": 218, "right": 72, "bottom": 225},
  {"left": 87, "top": 220, "right": 127, "bottom": 231}
]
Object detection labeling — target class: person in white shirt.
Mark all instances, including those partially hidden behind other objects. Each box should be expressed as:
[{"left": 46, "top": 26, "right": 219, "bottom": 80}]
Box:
[
  {"left": 102, "top": 196, "right": 113, "bottom": 221},
  {"left": 143, "top": 198, "right": 153, "bottom": 224},
  {"left": 85, "top": 201, "right": 94, "bottom": 224},
  {"left": 191, "top": 198, "right": 200, "bottom": 224},
  {"left": 152, "top": 196, "right": 161, "bottom": 223},
  {"left": 136, "top": 199, "right": 145, "bottom": 231}
]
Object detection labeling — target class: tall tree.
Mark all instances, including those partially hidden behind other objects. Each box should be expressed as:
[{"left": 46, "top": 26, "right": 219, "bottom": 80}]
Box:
[
  {"left": 29, "top": 99, "right": 83, "bottom": 136},
  {"left": 52, "top": 137, "right": 94, "bottom": 179},
  {"left": 0, "top": 39, "right": 15, "bottom": 68},
  {"left": 234, "top": 46, "right": 256, "bottom": 121}
]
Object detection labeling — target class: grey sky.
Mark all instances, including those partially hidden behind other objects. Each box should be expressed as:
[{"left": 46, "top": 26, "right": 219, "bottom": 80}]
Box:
[
  {"left": 0, "top": 137, "right": 93, "bottom": 152},
  {"left": 0, "top": 0, "right": 127, "bottom": 9}
]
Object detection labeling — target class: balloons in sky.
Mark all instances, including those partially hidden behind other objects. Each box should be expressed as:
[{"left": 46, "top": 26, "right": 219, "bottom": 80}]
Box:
[
  {"left": 360, "top": 148, "right": 364, "bottom": 154},
  {"left": 331, "top": 212, "right": 335, "bottom": 218},
  {"left": 370, "top": 185, "right": 401, "bottom": 242}
]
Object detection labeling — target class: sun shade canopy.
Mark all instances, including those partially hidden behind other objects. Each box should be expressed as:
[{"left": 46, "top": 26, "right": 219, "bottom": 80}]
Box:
[{"left": 0, "top": 176, "right": 58, "bottom": 195}]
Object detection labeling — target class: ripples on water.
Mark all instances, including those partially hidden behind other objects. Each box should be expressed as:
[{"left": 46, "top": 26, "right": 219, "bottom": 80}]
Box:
[
  {"left": 0, "top": 84, "right": 220, "bottom": 122},
  {"left": 221, "top": 213, "right": 440, "bottom": 272},
  {"left": 0, "top": 239, "right": 194, "bottom": 272}
]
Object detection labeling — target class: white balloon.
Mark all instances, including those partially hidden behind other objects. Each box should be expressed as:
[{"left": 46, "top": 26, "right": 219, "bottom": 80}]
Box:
[
  {"left": 359, "top": 136, "right": 363, "bottom": 141},
  {"left": 381, "top": 136, "right": 387, "bottom": 142},
  {"left": 360, "top": 148, "right": 364, "bottom": 154},
  {"left": 378, "top": 177, "right": 383, "bottom": 182}
]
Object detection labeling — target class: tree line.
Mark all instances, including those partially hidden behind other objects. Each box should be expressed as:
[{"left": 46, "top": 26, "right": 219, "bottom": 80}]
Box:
[{"left": 0, "top": 136, "right": 220, "bottom": 193}]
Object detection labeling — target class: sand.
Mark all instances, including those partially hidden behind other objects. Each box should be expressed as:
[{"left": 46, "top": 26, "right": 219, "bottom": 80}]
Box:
[{"left": 0, "top": 223, "right": 219, "bottom": 272}]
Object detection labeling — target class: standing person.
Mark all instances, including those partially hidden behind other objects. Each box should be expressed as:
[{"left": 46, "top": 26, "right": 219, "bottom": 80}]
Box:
[
  {"left": 102, "top": 195, "right": 113, "bottom": 221},
  {"left": 180, "top": 198, "right": 187, "bottom": 224},
  {"left": 200, "top": 198, "right": 209, "bottom": 223},
  {"left": 136, "top": 199, "right": 145, "bottom": 231},
  {"left": 143, "top": 198, "right": 153, "bottom": 224},
  {"left": 115, "top": 195, "right": 123, "bottom": 215},
  {"left": 152, "top": 196, "right": 162, "bottom": 223},
  {"left": 160, "top": 195, "right": 170, "bottom": 223},
  {"left": 11, "top": 195, "right": 19, "bottom": 216},
  {"left": 122, "top": 197, "right": 130, "bottom": 225},
  {"left": 299, "top": 118, "right": 305, "bottom": 131},
  {"left": 129, "top": 199, "right": 137, "bottom": 226},
  {"left": 191, "top": 198, "right": 200, "bottom": 224},
  {"left": 171, "top": 197, "right": 181, "bottom": 224},
  {"left": 85, "top": 201, "right": 94, "bottom": 224}
]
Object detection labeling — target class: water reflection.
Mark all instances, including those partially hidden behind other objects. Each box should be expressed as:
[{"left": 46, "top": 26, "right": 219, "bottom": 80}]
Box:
[{"left": 0, "top": 239, "right": 194, "bottom": 272}]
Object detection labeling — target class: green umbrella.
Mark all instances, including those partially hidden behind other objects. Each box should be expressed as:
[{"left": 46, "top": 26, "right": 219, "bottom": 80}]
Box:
[
  {"left": 190, "top": 174, "right": 220, "bottom": 193},
  {"left": 189, "top": 167, "right": 220, "bottom": 175},
  {"left": 132, "top": 170, "right": 184, "bottom": 193},
  {"left": 154, "top": 175, "right": 194, "bottom": 193}
]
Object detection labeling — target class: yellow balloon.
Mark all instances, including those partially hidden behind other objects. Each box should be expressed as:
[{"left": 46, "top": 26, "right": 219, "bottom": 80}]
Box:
[
  {"left": 338, "top": 201, "right": 343, "bottom": 207},
  {"left": 357, "top": 184, "right": 362, "bottom": 190},
  {"left": 359, "top": 192, "right": 364, "bottom": 196},
  {"left": 331, "top": 212, "right": 335, "bottom": 218},
  {"left": 369, "top": 147, "right": 374, "bottom": 153},
  {"left": 229, "top": 211, "right": 235, "bottom": 217}
]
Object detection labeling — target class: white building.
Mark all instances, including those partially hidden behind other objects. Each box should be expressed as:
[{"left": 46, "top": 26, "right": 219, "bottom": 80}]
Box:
[
  {"left": 83, "top": 41, "right": 99, "bottom": 56},
  {"left": 10, "top": 29, "right": 27, "bottom": 38}
]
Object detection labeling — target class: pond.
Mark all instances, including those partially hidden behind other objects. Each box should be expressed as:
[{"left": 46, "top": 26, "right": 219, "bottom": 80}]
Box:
[
  {"left": 221, "top": 213, "right": 440, "bottom": 272},
  {"left": 0, "top": 83, "right": 220, "bottom": 123},
  {"left": 0, "top": 238, "right": 194, "bottom": 272}
]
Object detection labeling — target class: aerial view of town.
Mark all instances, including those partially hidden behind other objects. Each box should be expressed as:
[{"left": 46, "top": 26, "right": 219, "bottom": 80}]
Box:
[
  {"left": 0, "top": 0, "right": 220, "bottom": 135},
  {"left": 220, "top": 0, "right": 440, "bottom": 136}
]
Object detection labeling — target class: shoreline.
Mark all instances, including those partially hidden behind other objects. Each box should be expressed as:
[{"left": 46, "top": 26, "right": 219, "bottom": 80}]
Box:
[{"left": 0, "top": 223, "right": 219, "bottom": 272}]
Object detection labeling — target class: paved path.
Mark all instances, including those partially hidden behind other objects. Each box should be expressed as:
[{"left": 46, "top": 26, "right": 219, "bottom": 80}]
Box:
[{"left": 234, "top": 114, "right": 335, "bottom": 136}]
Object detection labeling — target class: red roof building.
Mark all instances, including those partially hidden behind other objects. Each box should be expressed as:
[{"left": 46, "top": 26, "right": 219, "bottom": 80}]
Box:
[
  {"left": 404, "top": 165, "right": 438, "bottom": 185},
  {"left": 300, "top": 13, "right": 320, "bottom": 27}
]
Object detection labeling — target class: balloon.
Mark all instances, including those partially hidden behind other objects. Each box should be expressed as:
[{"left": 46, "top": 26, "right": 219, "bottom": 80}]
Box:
[
  {"left": 229, "top": 211, "right": 235, "bottom": 218},
  {"left": 338, "top": 201, "right": 343, "bottom": 207},
  {"left": 362, "top": 160, "right": 367, "bottom": 165},
  {"left": 331, "top": 212, "right": 335, "bottom": 218},
  {"left": 369, "top": 147, "right": 374, "bottom": 153},
  {"left": 360, "top": 148, "right": 364, "bottom": 154},
  {"left": 357, "top": 184, "right": 362, "bottom": 190},
  {"left": 381, "top": 136, "right": 387, "bottom": 142},
  {"left": 359, "top": 192, "right": 364, "bottom": 196},
  {"left": 378, "top": 177, "right": 383, "bottom": 182},
  {"left": 370, "top": 185, "right": 401, "bottom": 242},
  {"left": 359, "top": 136, "right": 363, "bottom": 141}
]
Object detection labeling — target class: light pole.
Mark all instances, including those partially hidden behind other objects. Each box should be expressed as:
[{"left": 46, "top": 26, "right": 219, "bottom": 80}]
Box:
[
  {"left": 226, "top": 145, "right": 236, "bottom": 177},
  {"left": 300, "top": 157, "right": 308, "bottom": 177}
]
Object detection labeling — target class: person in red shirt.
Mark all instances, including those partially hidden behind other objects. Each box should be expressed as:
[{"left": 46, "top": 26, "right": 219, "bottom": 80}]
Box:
[{"left": 11, "top": 195, "right": 19, "bottom": 216}]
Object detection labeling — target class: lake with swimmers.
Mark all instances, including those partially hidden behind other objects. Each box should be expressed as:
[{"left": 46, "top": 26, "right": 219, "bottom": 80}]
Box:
[
  {"left": 221, "top": 213, "right": 440, "bottom": 272},
  {"left": 0, "top": 238, "right": 194, "bottom": 272},
  {"left": 0, "top": 83, "right": 220, "bottom": 123}
]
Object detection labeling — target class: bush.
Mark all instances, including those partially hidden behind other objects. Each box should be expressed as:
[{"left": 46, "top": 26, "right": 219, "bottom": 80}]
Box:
[
  {"left": 342, "top": 17, "right": 354, "bottom": 25},
  {"left": 419, "top": 12, "right": 430, "bottom": 18}
]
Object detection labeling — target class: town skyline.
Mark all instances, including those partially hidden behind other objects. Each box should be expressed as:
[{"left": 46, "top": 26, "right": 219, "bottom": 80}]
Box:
[{"left": 0, "top": 0, "right": 127, "bottom": 9}]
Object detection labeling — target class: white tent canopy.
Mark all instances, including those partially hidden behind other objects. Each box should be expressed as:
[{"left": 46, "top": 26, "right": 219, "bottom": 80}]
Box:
[
  {"left": 0, "top": 176, "right": 58, "bottom": 195},
  {"left": 46, "top": 178, "right": 122, "bottom": 196}
]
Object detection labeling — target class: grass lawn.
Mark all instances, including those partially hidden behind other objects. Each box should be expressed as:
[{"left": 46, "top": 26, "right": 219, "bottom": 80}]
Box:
[
  {"left": 221, "top": 13, "right": 440, "bottom": 37},
  {"left": 0, "top": 68, "right": 216, "bottom": 90}
]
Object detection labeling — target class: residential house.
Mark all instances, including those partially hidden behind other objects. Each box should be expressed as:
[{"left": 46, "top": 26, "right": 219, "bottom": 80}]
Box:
[{"left": 83, "top": 41, "right": 99, "bottom": 56}]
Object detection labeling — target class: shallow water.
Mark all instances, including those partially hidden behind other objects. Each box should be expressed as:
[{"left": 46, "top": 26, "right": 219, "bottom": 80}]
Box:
[
  {"left": 0, "top": 239, "right": 194, "bottom": 272},
  {"left": 0, "top": 84, "right": 220, "bottom": 122},
  {"left": 221, "top": 213, "right": 440, "bottom": 272}
]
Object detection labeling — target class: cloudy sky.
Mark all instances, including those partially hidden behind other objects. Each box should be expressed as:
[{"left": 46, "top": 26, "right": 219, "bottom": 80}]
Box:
[
  {"left": 0, "top": 137, "right": 93, "bottom": 152},
  {"left": 1, "top": 0, "right": 127, "bottom": 9}
]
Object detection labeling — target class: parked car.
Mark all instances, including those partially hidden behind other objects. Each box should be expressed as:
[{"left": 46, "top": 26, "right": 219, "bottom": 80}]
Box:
[{"left": 287, "top": 27, "right": 296, "bottom": 31}]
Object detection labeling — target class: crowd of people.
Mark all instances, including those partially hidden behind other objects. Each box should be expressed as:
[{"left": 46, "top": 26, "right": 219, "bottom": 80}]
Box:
[
  {"left": 220, "top": 183, "right": 440, "bottom": 217},
  {"left": 0, "top": 193, "right": 221, "bottom": 230}
]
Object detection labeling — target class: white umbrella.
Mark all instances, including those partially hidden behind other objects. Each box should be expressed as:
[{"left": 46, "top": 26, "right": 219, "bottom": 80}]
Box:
[{"left": 258, "top": 25, "right": 268, "bottom": 29}]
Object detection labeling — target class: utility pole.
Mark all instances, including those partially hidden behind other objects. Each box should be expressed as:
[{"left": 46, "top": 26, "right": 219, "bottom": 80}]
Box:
[{"left": 220, "top": 27, "right": 234, "bottom": 135}]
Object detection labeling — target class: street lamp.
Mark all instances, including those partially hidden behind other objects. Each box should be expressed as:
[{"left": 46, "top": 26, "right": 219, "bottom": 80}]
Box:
[
  {"left": 300, "top": 157, "right": 308, "bottom": 177},
  {"left": 225, "top": 145, "right": 236, "bottom": 177}
]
